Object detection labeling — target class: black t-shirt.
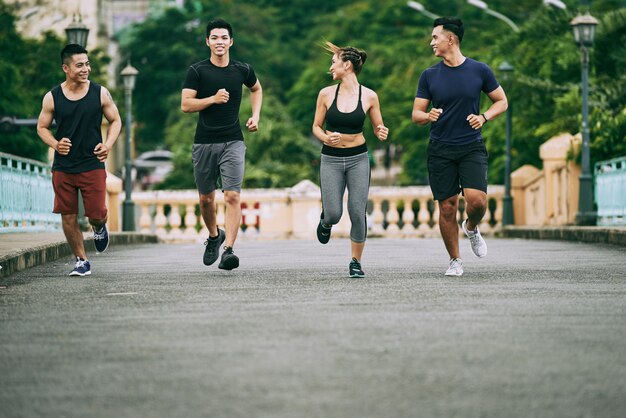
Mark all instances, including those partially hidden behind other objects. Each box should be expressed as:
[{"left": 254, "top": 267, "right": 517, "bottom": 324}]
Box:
[
  {"left": 416, "top": 58, "right": 499, "bottom": 145},
  {"left": 183, "top": 58, "right": 257, "bottom": 144},
  {"left": 51, "top": 81, "right": 105, "bottom": 173}
]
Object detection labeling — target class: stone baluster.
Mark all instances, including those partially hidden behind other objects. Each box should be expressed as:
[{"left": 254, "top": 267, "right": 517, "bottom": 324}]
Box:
[
  {"left": 184, "top": 203, "right": 199, "bottom": 240},
  {"left": 492, "top": 196, "right": 503, "bottom": 231},
  {"left": 242, "top": 201, "right": 258, "bottom": 238},
  {"left": 154, "top": 203, "right": 167, "bottom": 237},
  {"left": 370, "top": 197, "right": 385, "bottom": 235},
  {"left": 401, "top": 198, "right": 415, "bottom": 236},
  {"left": 168, "top": 204, "right": 182, "bottom": 240},
  {"left": 139, "top": 203, "right": 152, "bottom": 233},
  {"left": 417, "top": 196, "right": 431, "bottom": 234},
  {"left": 216, "top": 202, "right": 226, "bottom": 229},
  {"left": 386, "top": 200, "right": 400, "bottom": 235}
]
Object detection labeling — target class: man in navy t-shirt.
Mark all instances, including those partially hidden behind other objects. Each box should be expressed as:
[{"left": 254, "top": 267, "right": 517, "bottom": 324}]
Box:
[
  {"left": 412, "top": 17, "right": 508, "bottom": 277},
  {"left": 181, "top": 18, "right": 263, "bottom": 271}
]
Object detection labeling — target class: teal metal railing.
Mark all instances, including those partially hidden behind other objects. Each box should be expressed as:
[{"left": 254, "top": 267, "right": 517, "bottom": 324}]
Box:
[
  {"left": 0, "top": 152, "right": 60, "bottom": 233},
  {"left": 595, "top": 156, "right": 626, "bottom": 226}
]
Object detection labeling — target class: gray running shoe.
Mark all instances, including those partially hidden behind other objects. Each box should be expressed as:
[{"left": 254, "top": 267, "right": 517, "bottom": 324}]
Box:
[
  {"left": 218, "top": 246, "right": 239, "bottom": 270},
  {"left": 203, "top": 229, "right": 225, "bottom": 265},
  {"left": 445, "top": 258, "right": 463, "bottom": 276},
  {"left": 462, "top": 219, "right": 487, "bottom": 258}
]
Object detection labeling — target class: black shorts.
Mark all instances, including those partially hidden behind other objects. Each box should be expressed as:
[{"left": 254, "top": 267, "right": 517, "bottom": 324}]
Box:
[{"left": 427, "top": 140, "right": 489, "bottom": 201}]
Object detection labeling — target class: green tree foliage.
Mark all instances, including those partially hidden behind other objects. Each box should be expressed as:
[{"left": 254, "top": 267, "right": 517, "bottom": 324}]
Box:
[{"left": 119, "top": 0, "right": 625, "bottom": 188}]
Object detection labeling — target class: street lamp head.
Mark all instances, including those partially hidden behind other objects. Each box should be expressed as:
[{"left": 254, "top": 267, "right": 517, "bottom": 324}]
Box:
[
  {"left": 498, "top": 61, "right": 514, "bottom": 83},
  {"left": 120, "top": 62, "right": 139, "bottom": 91},
  {"left": 407, "top": 1, "right": 425, "bottom": 12},
  {"left": 543, "top": 0, "right": 567, "bottom": 10},
  {"left": 571, "top": 13, "right": 599, "bottom": 48},
  {"left": 65, "top": 14, "right": 89, "bottom": 48},
  {"left": 468, "top": 0, "right": 488, "bottom": 10}
]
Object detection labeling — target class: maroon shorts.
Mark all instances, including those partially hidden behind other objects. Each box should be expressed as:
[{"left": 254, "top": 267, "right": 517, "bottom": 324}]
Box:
[{"left": 52, "top": 169, "right": 107, "bottom": 219}]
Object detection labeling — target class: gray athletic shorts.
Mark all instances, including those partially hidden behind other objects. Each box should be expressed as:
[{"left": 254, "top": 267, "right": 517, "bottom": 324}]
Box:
[{"left": 192, "top": 140, "right": 246, "bottom": 194}]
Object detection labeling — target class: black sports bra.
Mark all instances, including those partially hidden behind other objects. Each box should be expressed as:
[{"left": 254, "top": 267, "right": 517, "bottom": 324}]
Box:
[{"left": 325, "top": 84, "right": 366, "bottom": 134}]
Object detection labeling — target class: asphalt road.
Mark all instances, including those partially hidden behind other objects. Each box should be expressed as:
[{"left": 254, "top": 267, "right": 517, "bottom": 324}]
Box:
[{"left": 1, "top": 238, "right": 625, "bottom": 418}]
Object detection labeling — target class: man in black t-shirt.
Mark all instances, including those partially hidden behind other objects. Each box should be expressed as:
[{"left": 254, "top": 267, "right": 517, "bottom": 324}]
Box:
[
  {"left": 412, "top": 17, "right": 508, "bottom": 277},
  {"left": 182, "top": 18, "right": 263, "bottom": 271}
]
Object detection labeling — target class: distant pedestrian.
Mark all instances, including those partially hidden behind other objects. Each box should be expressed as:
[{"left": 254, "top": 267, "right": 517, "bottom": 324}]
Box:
[
  {"left": 312, "top": 42, "right": 389, "bottom": 278},
  {"left": 181, "top": 18, "right": 263, "bottom": 271},
  {"left": 37, "top": 43, "right": 122, "bottom": 276},
  {"left": 412, "top": 17, "right": 508, "bottom": 276}
]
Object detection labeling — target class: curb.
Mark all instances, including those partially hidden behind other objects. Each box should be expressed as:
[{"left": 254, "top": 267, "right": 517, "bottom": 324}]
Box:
[
  {"left": 501, "top": 226, "right": 626, "bottom": 247},
  {"left": 0, "top": 233, "right": 159, "bottom": 278}
]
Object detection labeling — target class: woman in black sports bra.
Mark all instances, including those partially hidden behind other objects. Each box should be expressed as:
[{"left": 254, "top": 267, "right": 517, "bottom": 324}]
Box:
[{"left": 312, "top": 42, "right": 389, "bottom": 279}]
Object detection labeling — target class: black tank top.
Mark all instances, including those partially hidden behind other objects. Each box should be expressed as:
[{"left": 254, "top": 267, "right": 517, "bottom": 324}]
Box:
[
  {"left": 51, "top": 81, "right": 104, "bottom": 173},
  {"left": 325, "top": 84, "right": 366, "bottom": 134}
]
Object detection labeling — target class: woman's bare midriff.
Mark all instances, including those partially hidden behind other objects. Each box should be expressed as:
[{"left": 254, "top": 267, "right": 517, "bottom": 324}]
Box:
[{"left": 324, "top": 131, "right": 366, "bottom": 148}]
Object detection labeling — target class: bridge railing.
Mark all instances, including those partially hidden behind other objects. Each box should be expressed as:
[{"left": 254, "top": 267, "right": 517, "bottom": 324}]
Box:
[
  {"left": 130, "top": 180, "right": 504, "bottom": 242},
  {"left": 0, "top": 152, "right": 60, "bottom": 233},
  {"left": 595, "top": 156, "right": 626, "bottom": 226}
]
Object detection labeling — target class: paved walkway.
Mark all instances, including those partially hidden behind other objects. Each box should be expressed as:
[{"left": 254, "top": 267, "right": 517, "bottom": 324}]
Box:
[{"left": 1, "top": 237, "right": 625, "bottom": 417}]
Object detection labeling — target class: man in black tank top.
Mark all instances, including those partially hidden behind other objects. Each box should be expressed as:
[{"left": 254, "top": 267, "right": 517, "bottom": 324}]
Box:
[
  {"left": 181, "top": 18, "right": 263, "bottom": 271},
  {"left": 37, "top": 44, "right": 122, "bottom": 277}
]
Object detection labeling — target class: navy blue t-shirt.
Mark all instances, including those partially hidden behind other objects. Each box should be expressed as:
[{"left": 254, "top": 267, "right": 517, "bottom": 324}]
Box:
[
  {"left": 416, "top": 58, "right": 499, "bottom": 145},
  {"left": 183, "top": 59, "right": 257, "bottom": 144}
]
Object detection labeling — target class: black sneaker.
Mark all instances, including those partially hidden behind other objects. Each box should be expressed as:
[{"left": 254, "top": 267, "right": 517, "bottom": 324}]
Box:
[
  {"left": 218, "top": 246, "right": 239, "bottom": 270},
  {"left": 203, "top": 228, "right": 225, "bottom": 265},
  {"left": 349, "top": 258, "right": 365, "bottom": 278},
  {"left": 93, "top": 224, "right": 109, "bottom": 253},
  {"left": 316, "top": 220, "right": 332, "bottom": 244}
]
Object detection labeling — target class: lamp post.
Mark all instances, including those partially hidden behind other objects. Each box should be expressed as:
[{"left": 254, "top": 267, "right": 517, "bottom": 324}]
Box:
[
  {"left": 467, "top": 0, "right": 520, "bottom": 32},
  {"left": 571, "top": 12, "right": 598, "bottom": 225},
  {"left": 543, "top": 0, "right": 567, "bottom": 10},
  {"left": 406, "top": 1, "right": 440, "bottom": 20},
  {"left": 120, "top": 62, "right": 139, "bottom": 231},
  {"left": 498, "top": 61, "right": 514, "bottom": 226},
  {"left": 65, "top": 13, "right": 89, "bottom": 47}
]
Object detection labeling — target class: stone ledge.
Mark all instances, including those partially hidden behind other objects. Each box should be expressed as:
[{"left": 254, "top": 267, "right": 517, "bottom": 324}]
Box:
[
  {"left": 0, "top": 233, "right": 159, "bottom": 278},
  {"left": 501, "top": 226, "right": 626, "bottom": 247}
]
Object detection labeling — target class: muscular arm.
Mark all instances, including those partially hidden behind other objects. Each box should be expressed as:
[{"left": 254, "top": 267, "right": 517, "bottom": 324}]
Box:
[
  {"left": 467, "top": 86, "right": 508, "bottom": 130},
  {"left": 181, "top": 87, "right": 231, "bottom": 113},
  {"left": 101, "top": 87, "right": 122, "bottom": 149},
  {"left": 36, "top": 92, "right": 60, "bottom": 151},
  {"left": 482, "top": 86, "right": 508, "bottom": 121},
  {"left": 412, "top": 97, "right": 443, "bottom": 126},
  {"left": 246, "top": 80, "right": 262, "bottom": 132}
]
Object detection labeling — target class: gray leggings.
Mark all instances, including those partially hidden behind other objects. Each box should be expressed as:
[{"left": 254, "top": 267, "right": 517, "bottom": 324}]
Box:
[{"left": 320, "top": 151, "right": 370, "bottom": 243}]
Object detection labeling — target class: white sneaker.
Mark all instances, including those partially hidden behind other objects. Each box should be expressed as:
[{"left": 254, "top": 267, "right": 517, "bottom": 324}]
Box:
[
  {"left": 462, "top": 219, "right": 487, "bottom": 258},
  {"left": 445, "top": 258, "right": 463, "bottom": 276}
]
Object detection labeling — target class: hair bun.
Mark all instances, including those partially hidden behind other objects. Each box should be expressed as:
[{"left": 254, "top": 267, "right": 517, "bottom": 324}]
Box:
[{"left": 359, "top": 51, "right": 367, "bottom": 64}]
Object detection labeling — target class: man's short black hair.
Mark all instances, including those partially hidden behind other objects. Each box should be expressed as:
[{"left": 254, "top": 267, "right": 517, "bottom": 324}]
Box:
[
  {"left": 206, "top": 18, "right": 233, "bottom": 38},
  {"left": 433, "top": 17, "right": 464, "bottom": 43},
  {"left": 61, "top": 44, "right": 88, "bottom": 65}
]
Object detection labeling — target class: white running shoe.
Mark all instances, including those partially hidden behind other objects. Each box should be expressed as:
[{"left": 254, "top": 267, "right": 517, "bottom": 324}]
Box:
[
  {"left": 462, "top": 219, "right": 487, "bottom": 258},
  {"left": 445, "top": 258, "right": 463, "bottom": 276}
]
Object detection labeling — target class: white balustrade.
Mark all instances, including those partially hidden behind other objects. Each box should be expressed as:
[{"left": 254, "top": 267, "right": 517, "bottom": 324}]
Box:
[{"left": 129, "top": 181, "right": 504, "bottom": 242}]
